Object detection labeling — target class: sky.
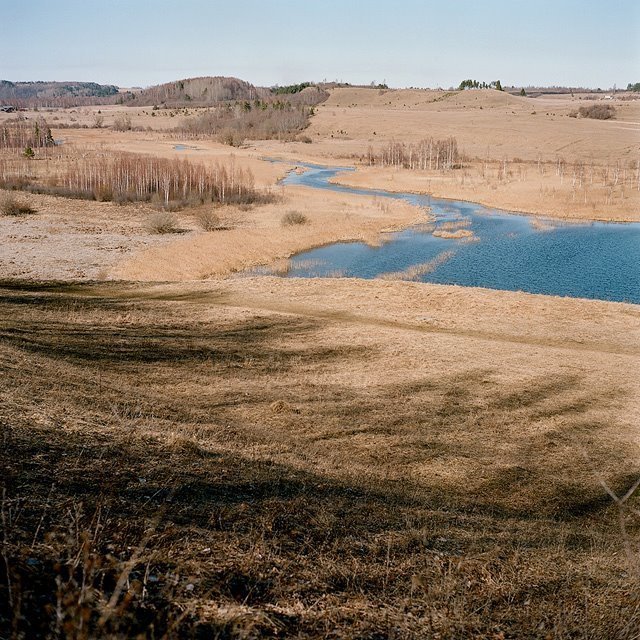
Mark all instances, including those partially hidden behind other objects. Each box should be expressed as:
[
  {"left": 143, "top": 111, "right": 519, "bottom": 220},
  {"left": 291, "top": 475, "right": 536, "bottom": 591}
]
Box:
[{"left": 1, "top": 0, "right": 638, "bottom": 89}]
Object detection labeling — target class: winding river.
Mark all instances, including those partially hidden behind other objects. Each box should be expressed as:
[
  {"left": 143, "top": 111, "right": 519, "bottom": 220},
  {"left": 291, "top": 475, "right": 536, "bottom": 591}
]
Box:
[{"left": 277, "top": 162, "right": 640, "bottom": 304}]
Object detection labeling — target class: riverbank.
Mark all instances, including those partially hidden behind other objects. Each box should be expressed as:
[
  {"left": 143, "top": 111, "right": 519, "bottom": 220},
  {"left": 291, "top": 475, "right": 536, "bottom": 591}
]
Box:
[
  {"left": 0, "top": 184, "right": 423, "bottom": 281},
  {"left": 113, "top": 185, "right": 424, "bottom": 280},
  {"left": 326, "top": 163, "right": 640, "bottom": 223}
]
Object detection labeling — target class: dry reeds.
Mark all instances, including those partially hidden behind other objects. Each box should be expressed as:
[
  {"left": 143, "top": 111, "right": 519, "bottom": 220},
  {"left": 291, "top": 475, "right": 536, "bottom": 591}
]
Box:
[{"left": 377, "top": 250, "right": 456, "bottom": 281}]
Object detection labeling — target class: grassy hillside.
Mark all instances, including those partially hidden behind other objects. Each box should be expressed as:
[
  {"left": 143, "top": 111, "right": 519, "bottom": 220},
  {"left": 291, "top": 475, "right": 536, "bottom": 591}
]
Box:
[{"left": 1, "top": 279, "right": 638, "bottom": 638}]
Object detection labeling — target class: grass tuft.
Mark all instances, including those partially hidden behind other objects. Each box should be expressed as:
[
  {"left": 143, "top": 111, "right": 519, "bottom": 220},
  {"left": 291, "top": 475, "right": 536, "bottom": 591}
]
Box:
[
  {"left": 146, "top": 211, "right": 180, "bottom": 234},
  {"left": 281, "top": 210, "right": 308, "bottom": 226},
  {"left": 0, "top": 194, "right": 36, "bottom": 216},
  {"left": 196, "top": 209, "right": 222, "bottom": 231}
]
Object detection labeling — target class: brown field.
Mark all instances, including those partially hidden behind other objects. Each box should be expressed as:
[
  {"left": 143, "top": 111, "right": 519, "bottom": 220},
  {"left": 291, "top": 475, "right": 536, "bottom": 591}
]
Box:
[
  {"left": 2, "top": 278, "right": 639, "bottom": 637},
  {"left": 1, "top": 87, "right": 640, "bottom": 637}
]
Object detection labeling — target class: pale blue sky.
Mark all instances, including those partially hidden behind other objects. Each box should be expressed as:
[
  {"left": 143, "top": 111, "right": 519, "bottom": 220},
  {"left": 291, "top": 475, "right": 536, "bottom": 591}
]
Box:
[{"left": 1, "top": 0, "right": 638, "bottom": 89}]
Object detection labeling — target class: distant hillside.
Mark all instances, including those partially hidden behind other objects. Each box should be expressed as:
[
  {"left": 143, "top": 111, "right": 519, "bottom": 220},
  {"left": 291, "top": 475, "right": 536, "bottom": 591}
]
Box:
[
  {"left": 0, "top": 76, "right": 330, "bottom": 114},
  {"left": 124, "top": 76, "right": 270, "bottom": 107},
  {"left": 0, "top": 80, "right": 119, "bottom": 107}
]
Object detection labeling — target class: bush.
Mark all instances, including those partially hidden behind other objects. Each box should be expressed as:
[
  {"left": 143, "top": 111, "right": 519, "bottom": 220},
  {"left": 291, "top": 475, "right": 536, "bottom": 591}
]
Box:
[
  {"left": 281, "top": 210, "right": 308, "bottom": 226},
  {"left": 578, "top": 104, "right": 616, "bottom": 120},
  {"left": 146, "top": 211, "right": 179, "bottom": 234},
  {"left": 0, "top": 194, "right": 36, "bottom": 216},
  {"left": 113, "top": 114, "right": 132, "bottom": 131},
  {"left": 196, "top": 209, "right": 221, "bottom": 231},
  {"left": 218, "top": 127, "right": 244, "bottom": 147}
]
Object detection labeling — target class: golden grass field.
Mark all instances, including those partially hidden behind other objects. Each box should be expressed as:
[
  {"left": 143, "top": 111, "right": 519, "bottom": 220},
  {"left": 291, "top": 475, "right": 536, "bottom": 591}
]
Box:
[{"left": 1, "top": 87, "right": 639, "bottom": 637}]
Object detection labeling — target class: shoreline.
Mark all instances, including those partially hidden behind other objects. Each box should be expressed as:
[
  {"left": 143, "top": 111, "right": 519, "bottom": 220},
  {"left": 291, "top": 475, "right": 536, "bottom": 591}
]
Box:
[
  {"left": 250, "top": 148, "right": 639, "bottom": 223},
  {"left": 329, "top": 173, "right": 640, "bottom": 224}
]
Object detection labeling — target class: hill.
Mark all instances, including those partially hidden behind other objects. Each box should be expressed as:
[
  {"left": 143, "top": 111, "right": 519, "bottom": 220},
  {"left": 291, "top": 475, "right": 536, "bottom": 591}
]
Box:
[
  {"left": 124, "top": 76, "right": 270, "bottom": 107},
  {"left": 124, "top": 76, "right": 328, "bottom": 108}
]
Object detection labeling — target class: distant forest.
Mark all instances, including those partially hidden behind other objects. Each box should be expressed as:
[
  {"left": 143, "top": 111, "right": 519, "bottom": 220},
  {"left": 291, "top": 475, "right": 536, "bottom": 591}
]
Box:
[
  {"left": 0, "top": 76, "right": 331, "bottom": 112},
  {"left": 0, "top": 80, "right": 119, "bottom": 107}
]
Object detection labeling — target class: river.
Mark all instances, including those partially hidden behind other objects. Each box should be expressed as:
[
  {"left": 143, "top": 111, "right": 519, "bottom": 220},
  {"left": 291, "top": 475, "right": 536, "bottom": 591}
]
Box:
[{"left": 277, "top": 162, "right": 640, "bottom": 304}]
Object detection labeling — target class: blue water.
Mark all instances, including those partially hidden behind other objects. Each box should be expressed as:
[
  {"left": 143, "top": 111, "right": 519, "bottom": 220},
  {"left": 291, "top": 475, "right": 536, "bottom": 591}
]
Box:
[{"left": 277, "top": 162, "right": 640, "bottom": 304}]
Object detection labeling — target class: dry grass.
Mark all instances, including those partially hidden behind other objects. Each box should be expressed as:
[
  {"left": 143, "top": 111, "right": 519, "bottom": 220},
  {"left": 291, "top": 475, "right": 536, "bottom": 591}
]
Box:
[
  {"left": 145, "top": 211, "right": 180, "bottom": 234},
  {"left": 432, "top": 228, "right": 475, "bottom": 240},
  {"left": 281, "top": 210, "right": 309, "bottom": 226},
  {"left": 114, "top": 188, "right": 421, "bottom": 281},
  {"left": 0, "top": 279, "right": 639, "bottom": 638},
  {"left": 0, "top": 194, "right": 36, "bottom": 216},
  {"left": 196, "top": 209, "right": 223, "bottom": 232},
  {"left": 377, "top": 250, "right": 456, "bottom": 281}
]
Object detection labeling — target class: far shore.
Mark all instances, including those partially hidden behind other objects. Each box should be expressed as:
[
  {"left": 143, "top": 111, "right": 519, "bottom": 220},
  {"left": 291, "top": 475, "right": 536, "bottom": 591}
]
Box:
[{"left": 326, "top": 169, "right": 640, "bottom": 224}]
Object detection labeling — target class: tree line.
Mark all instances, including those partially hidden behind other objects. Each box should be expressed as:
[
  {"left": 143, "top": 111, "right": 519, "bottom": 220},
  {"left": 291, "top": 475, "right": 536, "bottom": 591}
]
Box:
[
  {"left": 0, "top": 117, "right": 54, "bottom": 151},
  {"left": 0, "top": 152, "right": 268, "bottom": 206},
  {"left": 458, "top": 79, "right": 503, "bottom": 91},
  {"left": 365, "top": 138, "right": 460, "bottom": 171},
  {"left": 175, "top": 89, "right": 327, "bottom": 145}
]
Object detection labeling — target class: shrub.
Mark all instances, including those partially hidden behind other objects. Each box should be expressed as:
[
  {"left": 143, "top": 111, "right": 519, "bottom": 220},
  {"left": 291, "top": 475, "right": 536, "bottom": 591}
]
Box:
[
  {"left": 578, "top": 104, "right": 616, "bottom": 120},
  {"left": 113, "top": 114, "right": 132, "bottom": 131},
  {"left": 146, "top": 211, "right": 179, "bottom": 234},
  {"left": 281, "top": 210, "right": 308, "bottom": 226},
  {"left": 218, "top": 127, "right": 244, "bottom": 147},
  {"left": 0, "top": 194, "right": 36, "bottom": 216},
  {"left": 196, "top": 209, "right": 221, "bottom": 231}
]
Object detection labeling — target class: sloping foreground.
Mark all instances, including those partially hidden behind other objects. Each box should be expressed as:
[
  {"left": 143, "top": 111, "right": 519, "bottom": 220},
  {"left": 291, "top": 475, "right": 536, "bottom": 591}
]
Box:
[{"left": 1, "top": 278, "right": 639, "bottom": 638}]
